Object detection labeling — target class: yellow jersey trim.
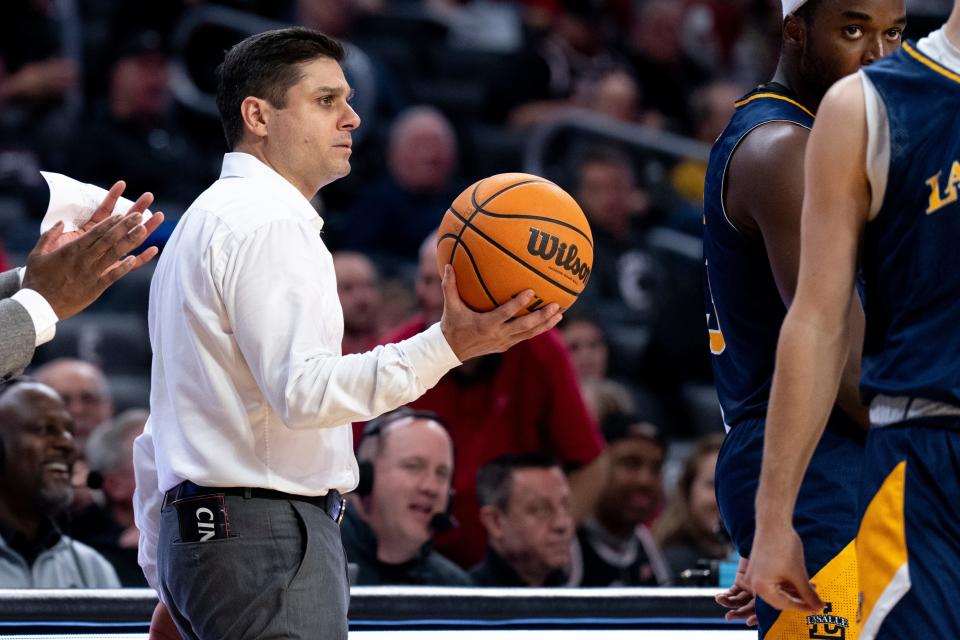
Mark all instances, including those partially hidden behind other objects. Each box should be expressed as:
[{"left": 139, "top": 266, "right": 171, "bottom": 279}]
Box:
[
  {"left": 903, "top": 41, "right": 960, "bottom": 85},
  {"left": 734, "top": 93, "right": 815, "bottom": 119}
]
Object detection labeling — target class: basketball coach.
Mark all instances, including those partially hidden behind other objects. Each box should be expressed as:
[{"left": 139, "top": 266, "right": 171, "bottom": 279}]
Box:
[{"left": 133, "top": 27, "right": 563, "bottom": 640}]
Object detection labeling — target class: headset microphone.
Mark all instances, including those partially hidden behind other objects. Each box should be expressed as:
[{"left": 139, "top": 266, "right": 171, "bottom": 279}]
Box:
[
  {"left": 429, "top": 511, "right": 458, "bottom": 533},
  {"left": 85, "top": 470, "right": 104, "bottom": 490}
]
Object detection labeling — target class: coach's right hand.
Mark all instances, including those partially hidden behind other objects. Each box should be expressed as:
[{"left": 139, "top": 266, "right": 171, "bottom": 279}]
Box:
[{"left": 439, "top": 265, "right": 562, "bottom": 362}]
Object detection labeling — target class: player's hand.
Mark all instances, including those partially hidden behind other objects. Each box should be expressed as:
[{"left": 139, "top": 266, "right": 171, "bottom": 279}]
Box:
[
  {"left": 746, "top": 524, "right": 825, "bottom": 613},
  {"left": 23, "top": 208, "right": 164, "bottom": 320},
  {"left": 439, "top": 265, "right": 562, "bottom": 361},
  {"left": 41, "top": 180, "right": 156, "bottom": 253},
  {"left": 715, "top": 556, "right": 757, "bottom": 627}
]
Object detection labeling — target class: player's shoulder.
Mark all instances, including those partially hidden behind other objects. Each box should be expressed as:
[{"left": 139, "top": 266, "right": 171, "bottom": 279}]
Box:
[
  {"left": 819, "top": 73, "right": 867, "bottom": 119},
  {"left": 820, "top": 72, "right": 863, "bottom": 110},
  {"left": 735, "top": 120, "right": 809, "bottom": 172}
]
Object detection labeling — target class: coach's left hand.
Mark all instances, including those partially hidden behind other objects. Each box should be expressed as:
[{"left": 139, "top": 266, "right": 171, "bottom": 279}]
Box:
[{"left": 439, "top": 265, "right": 562, "bottom": 362}]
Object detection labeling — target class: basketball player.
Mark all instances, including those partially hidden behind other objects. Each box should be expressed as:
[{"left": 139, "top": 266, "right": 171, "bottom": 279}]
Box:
[
  {"left": 703, "top": 0, "right": 905, "bottom": 636},
  {"left": 747, "top": 3, "right": 960, "bottom": 638}
]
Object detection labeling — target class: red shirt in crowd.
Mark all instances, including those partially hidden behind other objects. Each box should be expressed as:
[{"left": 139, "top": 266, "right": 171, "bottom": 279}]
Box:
[{"left": 369, "top": 315, "right": 604, "bottom": 568}]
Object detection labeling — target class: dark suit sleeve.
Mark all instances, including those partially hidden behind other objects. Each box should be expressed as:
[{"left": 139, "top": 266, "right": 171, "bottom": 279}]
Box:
[{"left": 0, "top": 269, "right": 37, "bottom": 379}]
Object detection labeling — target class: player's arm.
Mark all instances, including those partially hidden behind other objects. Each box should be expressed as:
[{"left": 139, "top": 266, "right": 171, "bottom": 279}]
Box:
[
  {"left": 746, "top": 74, "right": 871, "bottom": 611},
  {"left": 728, "top": 122, "right": 868, "bottom": 428}
]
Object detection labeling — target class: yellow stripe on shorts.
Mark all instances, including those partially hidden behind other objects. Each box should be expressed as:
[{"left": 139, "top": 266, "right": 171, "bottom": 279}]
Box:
[
  {"left": 857, "top": 461, "right": 910, "bottom": 640},
  {"left": 766, "top": 539, "right": 860, "bottom": 639}
]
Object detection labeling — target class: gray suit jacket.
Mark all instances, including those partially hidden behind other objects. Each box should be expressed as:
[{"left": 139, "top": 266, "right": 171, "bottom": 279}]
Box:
[{"left": 0, "top": 269, "right": 37, "bottom": 379}]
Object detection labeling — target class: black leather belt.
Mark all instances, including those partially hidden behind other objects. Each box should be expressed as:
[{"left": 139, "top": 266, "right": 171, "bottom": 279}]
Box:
[{"left": 164, "top": 480, "right": 346, "bottom": 525}]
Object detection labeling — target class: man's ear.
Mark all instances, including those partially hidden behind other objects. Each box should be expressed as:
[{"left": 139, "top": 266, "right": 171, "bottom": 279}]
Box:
[
  {"left": 782, "top": 14, "right": 807, "bottom": 52},
  {"left": 479, "top": 505, "right": 504, "bottom": 540},
  {"left": 240, "top": 96, "right": 271, "bottom": 141}
]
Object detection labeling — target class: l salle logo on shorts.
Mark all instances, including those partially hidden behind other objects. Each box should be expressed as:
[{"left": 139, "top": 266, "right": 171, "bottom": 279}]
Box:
[{"left": 807, "top": 602, "right": 849, "bottom": 640}]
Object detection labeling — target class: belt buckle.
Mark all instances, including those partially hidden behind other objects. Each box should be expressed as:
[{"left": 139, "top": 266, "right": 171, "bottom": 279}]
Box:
[{"left": 334, "top": 496, "right": 346, "bottom": 525}]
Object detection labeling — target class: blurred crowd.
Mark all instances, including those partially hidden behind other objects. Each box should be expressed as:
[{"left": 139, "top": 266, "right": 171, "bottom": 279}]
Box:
[{"left": 0, "top": 0, "right": 948, "bottom": 590}]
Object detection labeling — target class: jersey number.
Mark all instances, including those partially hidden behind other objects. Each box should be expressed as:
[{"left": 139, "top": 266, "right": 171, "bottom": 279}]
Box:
[{"left": 705, "top": 259, "right": 726, "bottom": 355}]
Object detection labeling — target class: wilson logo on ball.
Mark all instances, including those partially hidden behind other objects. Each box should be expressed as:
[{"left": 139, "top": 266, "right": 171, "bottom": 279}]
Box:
[{"left": 526, "top": 227, "right": 591, "bottom": 282}]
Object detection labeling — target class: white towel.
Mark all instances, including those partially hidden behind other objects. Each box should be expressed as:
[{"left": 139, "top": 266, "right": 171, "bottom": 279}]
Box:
[{"left": 39, "top": 171, "right": 153, "bottom": 233}]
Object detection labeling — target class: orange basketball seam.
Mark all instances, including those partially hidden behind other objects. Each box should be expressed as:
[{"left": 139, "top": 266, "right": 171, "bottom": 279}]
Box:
[
  {"left": 449, "top": 177, "right": 549, "bottom": 269},
  {"left": 471, "top": 210, "right": 593, "bottom": 248},
  {"left": 456, "top": 237, "right": 500, "bottom": 307},
  {"left": 446, "top": 205, "right": 583, "bottom": 297}
]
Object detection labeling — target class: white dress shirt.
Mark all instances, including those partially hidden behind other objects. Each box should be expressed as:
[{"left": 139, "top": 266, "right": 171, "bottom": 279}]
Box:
[
  {"left": 12, "top": 268, "right": 58, "bottom": 346},
  {"left": 133, "top": 152, "right": 460, "bottom": 592}
]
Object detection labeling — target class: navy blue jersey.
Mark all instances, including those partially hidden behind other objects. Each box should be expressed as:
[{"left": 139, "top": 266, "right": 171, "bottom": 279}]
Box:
[
  {"left": 860, "top": 42, "right": 960, "bottom": 405},
  {"left": 702, "top": 85, "right": 814, "bottom": 426}
]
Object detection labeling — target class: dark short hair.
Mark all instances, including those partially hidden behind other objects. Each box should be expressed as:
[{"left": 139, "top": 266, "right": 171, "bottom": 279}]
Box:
[
  {"left": 600, "top": 411, "right": 666, "bottom": 451},
  {"left": 216, "top": 27, "right": 345, "bottom": 149},
  {"left": 476, "top": 452, "right": 560, "bottom": 511}
]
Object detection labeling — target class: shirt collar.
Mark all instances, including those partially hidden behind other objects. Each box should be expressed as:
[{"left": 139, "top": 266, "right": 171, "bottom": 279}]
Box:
[
  {"left": 219, "top": 152, "right": 325, "bottom": 232},
  {"left": 479, "top": 546, "right": 566, "bottom": 587}
]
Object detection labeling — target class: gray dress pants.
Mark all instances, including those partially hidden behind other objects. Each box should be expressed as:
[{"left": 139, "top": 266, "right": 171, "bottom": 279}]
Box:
[{"left": 158, "top": 493, "right": 349, "bottom": 639}]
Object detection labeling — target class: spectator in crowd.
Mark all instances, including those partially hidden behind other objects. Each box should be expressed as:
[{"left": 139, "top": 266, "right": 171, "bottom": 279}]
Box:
[
  {"left": 580, "top": 377, "right": 636, "bottom": 424},
  {"left": 625, "top": 0, "right": 711, "bottom": 133},
  {"left": 671, "top": 81, "right": 743, "bottom": 206},
  {"left": 472, "top": 453, "right": 575, "bottom": 587},
  {"left": 333, "top": 251, "right": 384, "bottom": 354},
  {"left": 560, "top": 314, "right": 609, "bottom": 384},
  {"left": 492, "top": 0, "right": 632, "bottom": 128},
  {"left": 559, "top": 314, "right": 708, "bottom": 435},
  {"left": 571, "top": 147, "right": 708, "bottom": 429},
  {"left": 573, "top": 412, "right": 671, "bottom": 586},
  {"left": 34, "top": 358, "right": 114, "bottom": 446},
  {"left": 35, "top": 358, "right": 114, "bottom": 515},
  {"left": 56, "top": 30, "right": 214, "bottom": 215},
  {"left": 0, "top": 0, "right": 79, "bottom": 200},
  {"left": 342, "top": 408, "right": 471, "bottom": 585},
  {"left": 655, "top": 433, "right": 730, "bottom": 581},
  {"left": 424, "top": 0, "right": 524, "bottom": 53},
  {"left": 586, "top": 69, "right": 655, "bottom": 125},
  {"left": 377, "top": 232, "right": 605, "bottom": 568},
  {"left": 0, "top": 379, "right": 119, "bottom": 588},
  {"left": 341, "top": 106, "right": 463, "bottom": 268},
  {"left": 71, "top": 409, "right": 148, "bottom": 586}
]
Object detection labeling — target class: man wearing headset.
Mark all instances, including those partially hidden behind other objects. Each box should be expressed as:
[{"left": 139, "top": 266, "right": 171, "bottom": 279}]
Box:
[
  {"left": 0, "top": 378, "right": 119, "bottom": 588},
  {"left": 341, "top": 407, "right": 471, "bottom": 586}
]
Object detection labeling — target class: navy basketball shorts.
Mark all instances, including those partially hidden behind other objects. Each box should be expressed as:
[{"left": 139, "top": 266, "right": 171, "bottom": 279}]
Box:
[
  {"left": 857, "top": 418, "right": 960, "bottom": 640},
  {"left": 716, "top": 412, "right": 865, "bottom": 638}
]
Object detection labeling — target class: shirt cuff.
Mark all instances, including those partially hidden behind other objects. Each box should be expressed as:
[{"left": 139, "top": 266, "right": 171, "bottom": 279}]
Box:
[
  {"left": 397, "top": 322, "right": 461, "bottom": 390},
  {"left": 11, "top": 288, "right": 58, "bottom": 346}
]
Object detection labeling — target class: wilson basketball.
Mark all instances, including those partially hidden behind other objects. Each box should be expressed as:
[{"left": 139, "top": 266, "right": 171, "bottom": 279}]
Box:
[{"left": 437, "top": 173, "right": 593, "bottom": 316}]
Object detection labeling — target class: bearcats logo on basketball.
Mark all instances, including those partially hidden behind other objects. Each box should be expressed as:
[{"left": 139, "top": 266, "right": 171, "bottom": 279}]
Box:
[{"left": 526, "top": 227, "right": 591, "bottom": 282}]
